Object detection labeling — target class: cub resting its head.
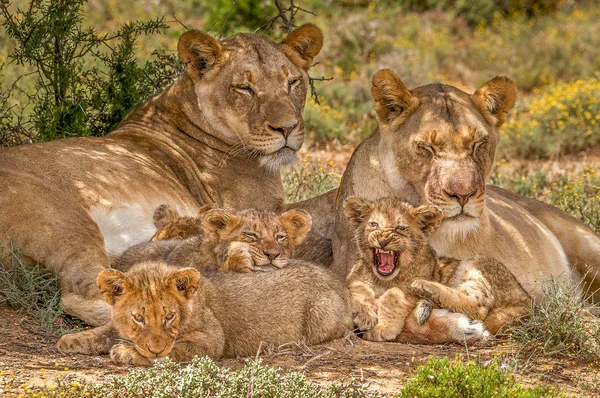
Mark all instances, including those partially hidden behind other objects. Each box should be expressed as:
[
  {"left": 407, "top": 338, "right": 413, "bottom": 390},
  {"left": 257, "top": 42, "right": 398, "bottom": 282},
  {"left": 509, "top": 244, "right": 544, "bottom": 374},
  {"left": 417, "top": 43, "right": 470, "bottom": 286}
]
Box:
[
  {"left": 113, "top": 205, "right": 313, "bottom": 273},
  {"left": 57, "top": 261, "right": 353, "bottom": 364},
  {"left": 344, "top": 195, "right": 530, "bottom": 342}
]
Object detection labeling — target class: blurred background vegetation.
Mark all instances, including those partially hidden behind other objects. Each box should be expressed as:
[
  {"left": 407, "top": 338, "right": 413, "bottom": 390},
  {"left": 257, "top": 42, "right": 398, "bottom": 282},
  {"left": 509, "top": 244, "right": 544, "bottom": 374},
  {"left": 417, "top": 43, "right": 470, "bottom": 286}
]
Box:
[{"left": 0, "top": 0, "right": 598, "bottom": 231}]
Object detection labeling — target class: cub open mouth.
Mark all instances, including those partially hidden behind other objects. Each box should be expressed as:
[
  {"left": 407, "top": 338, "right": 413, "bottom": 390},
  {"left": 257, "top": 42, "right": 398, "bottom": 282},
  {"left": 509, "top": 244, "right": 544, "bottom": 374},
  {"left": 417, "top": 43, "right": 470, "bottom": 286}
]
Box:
[{"left": 372, "top": 248, "right": 399, "bottom": 276}]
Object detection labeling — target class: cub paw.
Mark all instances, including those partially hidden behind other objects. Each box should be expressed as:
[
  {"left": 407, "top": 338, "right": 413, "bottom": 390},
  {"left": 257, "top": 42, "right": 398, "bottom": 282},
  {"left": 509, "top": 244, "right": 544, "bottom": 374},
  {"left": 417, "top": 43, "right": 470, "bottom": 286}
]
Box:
[
  {"left": 56, "top": 333, "right": 89, "bottom": 354},
  {"left": 110, "top": 343, "right": 151, "bottom": 366},
  {"left": 353, "top": 306, "right": 378, "bottom": 331},
  {"left": 409, "top": 280, "right": 440, "bottom": 304},
  {"left": 221, "top": 242, "right": 254, "bottom": 273},
  {"left": 363, "top": 324, "right": 398, "bottom": 342}
]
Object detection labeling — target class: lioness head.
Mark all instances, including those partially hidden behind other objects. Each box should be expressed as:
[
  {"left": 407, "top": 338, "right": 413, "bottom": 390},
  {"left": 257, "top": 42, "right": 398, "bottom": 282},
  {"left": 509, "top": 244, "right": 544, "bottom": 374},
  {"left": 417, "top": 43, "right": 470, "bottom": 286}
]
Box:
[
  {"left": 202, "top": 208, "right": 312, "bottom": 269},
  {"left": 98, "top": 262, "right": 201, "bottom": 359},
  {"left": 344, "top": 196, "right": 443, "bottom": 279},
  {"left": 177, "top": 24, "right": 323, "bottom": 171},
  {"left": 370, "top": 70, "right": 516, "bottom": 237}
]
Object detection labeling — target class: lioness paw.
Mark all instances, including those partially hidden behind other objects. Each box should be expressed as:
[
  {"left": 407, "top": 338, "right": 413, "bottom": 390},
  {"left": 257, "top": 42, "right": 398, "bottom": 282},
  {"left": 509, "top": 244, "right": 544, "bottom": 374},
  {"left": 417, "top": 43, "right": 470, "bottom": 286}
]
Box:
[
  {"left": 110, "top": 344, "right": 151, "bottom": 366},
  {"left": 363, "top": 324, "right": 398, "bottom": 342},
  {"left": 450, "top": 313, "right": 490, "bottom": 344}
]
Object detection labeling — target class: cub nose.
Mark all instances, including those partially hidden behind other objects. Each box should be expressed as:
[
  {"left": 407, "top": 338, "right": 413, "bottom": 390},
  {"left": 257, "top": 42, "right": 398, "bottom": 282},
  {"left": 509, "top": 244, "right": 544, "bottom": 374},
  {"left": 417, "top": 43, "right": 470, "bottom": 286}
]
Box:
[
  {"left": 147, "top": 341, "right": 168, "bottom": 357},
  {"left": 378, "top": 237, "right": 391, "bottom": 248},
  {"left": 444, "top": 189, "right": 476, "bottom": 207},
  {"left": 264, "top": 250, "right": 280, "bottom": 260},
  {"left": 265, "top": 121, "right": 298, "bottom": 138}
]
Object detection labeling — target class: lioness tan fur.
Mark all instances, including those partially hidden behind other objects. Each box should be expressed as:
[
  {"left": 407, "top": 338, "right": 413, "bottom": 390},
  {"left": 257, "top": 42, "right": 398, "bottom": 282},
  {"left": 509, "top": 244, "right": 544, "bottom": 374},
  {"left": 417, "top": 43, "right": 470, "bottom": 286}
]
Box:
[
  {"left": 113, "top": 206, "right": 312, "bottom": 273},
  {"left": 332, "top": 69, "right": 600, "bottom": 303},
  {"left": 0, "top": 24, "right": 325, "bottom": 326},
  {"left": 345, "top": 196, "right": 530, "bottom": 340},
  {"left": 56, "top": 261, "right": 354, "bottom": 364}
]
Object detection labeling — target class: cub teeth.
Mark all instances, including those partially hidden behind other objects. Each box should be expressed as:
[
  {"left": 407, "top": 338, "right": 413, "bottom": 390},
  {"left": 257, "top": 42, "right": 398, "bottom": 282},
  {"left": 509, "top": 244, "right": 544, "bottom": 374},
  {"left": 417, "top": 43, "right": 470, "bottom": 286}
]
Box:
[{"left": 375, "top": 249, "right": 391, "bottom": 254}]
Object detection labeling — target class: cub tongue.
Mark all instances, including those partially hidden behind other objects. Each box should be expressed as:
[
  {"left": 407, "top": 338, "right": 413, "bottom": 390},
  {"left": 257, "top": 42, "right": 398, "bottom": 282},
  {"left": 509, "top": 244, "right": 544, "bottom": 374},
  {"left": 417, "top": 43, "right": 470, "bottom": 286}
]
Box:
[{"left": 377, "top": 251, "right": 396, "bottom": 274}]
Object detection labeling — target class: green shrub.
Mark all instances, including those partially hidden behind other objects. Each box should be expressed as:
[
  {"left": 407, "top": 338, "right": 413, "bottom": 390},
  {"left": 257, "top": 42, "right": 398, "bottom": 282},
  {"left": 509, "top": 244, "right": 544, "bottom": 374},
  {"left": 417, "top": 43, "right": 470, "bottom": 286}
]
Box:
[
  {"left": 396, "top": 357, "right": 563, "bottom": 398},
  {"left": 283, "top": 156, "right": 341, "bottom": 203}
]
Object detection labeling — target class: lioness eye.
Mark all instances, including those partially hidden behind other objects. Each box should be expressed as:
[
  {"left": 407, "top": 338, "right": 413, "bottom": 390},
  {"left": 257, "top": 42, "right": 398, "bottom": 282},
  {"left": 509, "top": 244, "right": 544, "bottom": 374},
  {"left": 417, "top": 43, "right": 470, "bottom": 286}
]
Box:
[
  {"left": 396, "top": 225, "right": 409, "bottom": 233},
  {"left": 288, "top": 78, "right": 301, "bottom": 92},
  {"left": 368, "top": 221, "right": 379, "bottom": 227},
  {"left": 132, "top": 313, "right": 145, "bottom": 325},
  {"left": 415, "top": 142, "right": 436, "bottom": 157},
  {"left": 244, "top": 231, "right": 258, "bottom": 240},
  {"left": 472, "top": 139, "right": 486, "bottom": 154},
  {"left": 235, "top": 85, "right": 255, "bottom": 96}
]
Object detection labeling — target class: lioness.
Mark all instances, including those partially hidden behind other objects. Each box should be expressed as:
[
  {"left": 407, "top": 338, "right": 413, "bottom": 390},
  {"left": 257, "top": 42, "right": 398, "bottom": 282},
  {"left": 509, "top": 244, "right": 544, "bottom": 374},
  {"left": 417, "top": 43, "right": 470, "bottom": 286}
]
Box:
[
  {"left": 113, "top": 205, "right": 313, "bottom": 273},
  {"left": 0, "top": 24, "right": 324, "bottom": 325},
  {"left": 332, "top": 69, "right": 600, "bottom": 302},
  {"left": 344, "top": 196, "right": 529, "bottom": 340},
  {"left": 57, "top": 261, "right": 353, "bottom": 364}
]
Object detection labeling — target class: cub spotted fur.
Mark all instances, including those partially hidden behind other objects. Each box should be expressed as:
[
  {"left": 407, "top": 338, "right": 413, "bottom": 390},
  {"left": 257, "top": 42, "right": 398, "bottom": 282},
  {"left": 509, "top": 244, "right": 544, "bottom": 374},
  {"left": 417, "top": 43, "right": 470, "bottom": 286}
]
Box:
[
  {"left": 344, "top": 196, "right": 530, "bottom": 342},
  {"left": 56, "top": 261, "right": 353, "bottom": 364},
  {"left": 113, "top": 206, "right": 312, "bottom": 273}
]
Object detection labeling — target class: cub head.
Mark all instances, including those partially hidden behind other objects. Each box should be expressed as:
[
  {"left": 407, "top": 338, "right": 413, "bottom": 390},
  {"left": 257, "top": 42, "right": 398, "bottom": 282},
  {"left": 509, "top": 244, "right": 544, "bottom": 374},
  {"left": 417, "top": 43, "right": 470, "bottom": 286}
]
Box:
[
  {"left": 344, "top": 196, "right": 443, "bottom": 279},
  {"left": 97, "top": 262, "right": 201, "bottom": 359},
  {"left": 370, "top": 69, "right": 516, "bottom": 238},
  {"left": 177, "top": 24, "right": 323, "bottom": 172},
  {"left": 151, "top": 204, "right": 213, "bottom": 241},
  {"left": 202, "top": 208, "right": 312, "bottom": 269}
]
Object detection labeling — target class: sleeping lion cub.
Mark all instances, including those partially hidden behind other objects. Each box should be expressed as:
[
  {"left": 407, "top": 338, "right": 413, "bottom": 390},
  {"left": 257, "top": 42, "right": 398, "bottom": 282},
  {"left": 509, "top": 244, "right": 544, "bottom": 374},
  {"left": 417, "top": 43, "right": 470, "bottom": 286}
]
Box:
[
  {"left": 56, "top": 261, "right": 353, "bottom": 364},
  {"left": 344, "top": 196, "right": 530, "bottom": 342},
  {"left": 113, "top": 205, "right": 312, "bottom": 273}
]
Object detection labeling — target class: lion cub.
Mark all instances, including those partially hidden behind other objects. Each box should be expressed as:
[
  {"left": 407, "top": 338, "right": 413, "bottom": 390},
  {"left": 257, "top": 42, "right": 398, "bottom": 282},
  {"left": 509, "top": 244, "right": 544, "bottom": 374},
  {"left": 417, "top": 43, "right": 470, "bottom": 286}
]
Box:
[
  {"left": 113, "top": 205, "right": 312, "bottom": 273},
  {"left": 344, "top": 196, "right": 530, "bottom": 342},
  {"left": 57, "top": 261, "right": 353, "bottom": 364}
]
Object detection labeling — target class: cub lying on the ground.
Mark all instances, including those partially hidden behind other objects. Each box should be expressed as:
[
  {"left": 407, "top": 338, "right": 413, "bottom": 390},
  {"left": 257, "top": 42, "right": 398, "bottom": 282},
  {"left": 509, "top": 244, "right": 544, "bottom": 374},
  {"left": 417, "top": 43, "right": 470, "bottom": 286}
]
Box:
[
  {"left": 56, "top": 261, "right": 353, "bottom": 364},
  {"left": 113, "top": 206, "right": 312, "bottom": 273},
  {"left": 344, "top": 196, "right": 531, "bottom": 342}
]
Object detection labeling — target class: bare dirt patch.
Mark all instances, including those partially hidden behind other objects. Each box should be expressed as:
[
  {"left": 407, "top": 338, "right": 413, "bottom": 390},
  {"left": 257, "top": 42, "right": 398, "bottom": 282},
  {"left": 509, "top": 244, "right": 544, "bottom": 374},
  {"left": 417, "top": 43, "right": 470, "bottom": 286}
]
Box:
[{"left": 1, "top": 303, "right": 598, "bottom": 396}]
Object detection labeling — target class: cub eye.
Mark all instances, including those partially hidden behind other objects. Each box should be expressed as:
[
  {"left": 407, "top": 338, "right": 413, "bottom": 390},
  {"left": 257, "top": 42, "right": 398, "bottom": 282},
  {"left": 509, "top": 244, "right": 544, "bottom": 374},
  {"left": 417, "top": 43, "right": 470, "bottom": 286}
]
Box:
[
  {"left": 164, "top": 312, "right": 176, "bottom": 322},
  {"left": 235, "top": 85, "right": 255, "bottom": 96},
  {"left": 276, "top": 233, "right": 287, "bottom": 242},
  {"left": 288, "top": 78, "right": 301, "bottom": 92},
  {"left": 132, "top": 313, "right": 145, "bottom": 325},
  {"left": 368, "top": 221, "right": 379, "bottom": 227},
  {"left": 244, "top": 231, "right": 259, "bottom": 240},
  {"left": 396, "top": 225, "right": 409, "bottom": 233}
]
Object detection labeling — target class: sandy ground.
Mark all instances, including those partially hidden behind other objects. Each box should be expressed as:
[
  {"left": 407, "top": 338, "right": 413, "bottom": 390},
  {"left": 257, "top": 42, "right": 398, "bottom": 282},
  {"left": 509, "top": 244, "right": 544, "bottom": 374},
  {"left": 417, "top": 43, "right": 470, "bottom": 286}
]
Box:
[{"left": 1, "top": 303, "right": 599, "bottom": 396}]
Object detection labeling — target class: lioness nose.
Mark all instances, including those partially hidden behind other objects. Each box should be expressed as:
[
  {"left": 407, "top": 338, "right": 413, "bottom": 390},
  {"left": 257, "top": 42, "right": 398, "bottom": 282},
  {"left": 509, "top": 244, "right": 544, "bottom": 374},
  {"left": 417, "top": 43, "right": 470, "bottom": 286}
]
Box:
[
  {"left": 444, "top": 190, "right": 476, "bottom": 207},
  {"left": 265, "top": 121, "right": 298, "bottom": 138}
]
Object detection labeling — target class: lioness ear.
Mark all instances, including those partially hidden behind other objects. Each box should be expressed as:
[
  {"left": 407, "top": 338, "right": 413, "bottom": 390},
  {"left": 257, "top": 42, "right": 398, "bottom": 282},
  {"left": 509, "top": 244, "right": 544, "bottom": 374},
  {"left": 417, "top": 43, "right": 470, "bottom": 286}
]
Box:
[
  {"left": 412, "top": 205, "right": 444, "bottom": 236},
  {"left": 371, "top": 69, "right": 418, "bottom": 126},
  {"left": 343, "top": 196, "right": 374, "bottom": 226},
  {"left": 202, "top": 209, "right": 240, "bottom": 237},
  {"left": 153, "top": 204, "right": 180, "bottom": 230},
  {"left": 280, "top": 209, "right": 312, "bottom": 247},
  {"left": 281, "top": 23, "right": 323, "bottom": 71},
  {"left": 97, "top": 269, "right": 129, "bottom": 305},
  {"left": 471, "top": 76, "right": 517, "bottom": 127},
  {"left": 168, "top": 268, "right": 201, "bottom": 300},
  {"left": 178, "top": 30, "right": 222, "bottom": 79}
]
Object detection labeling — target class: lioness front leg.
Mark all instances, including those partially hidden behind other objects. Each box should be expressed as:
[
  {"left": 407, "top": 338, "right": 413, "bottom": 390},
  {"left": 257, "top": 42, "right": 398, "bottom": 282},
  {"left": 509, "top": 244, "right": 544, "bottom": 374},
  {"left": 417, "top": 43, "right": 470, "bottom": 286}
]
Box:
[
  {"left": 348, "top": 280, "right": 378, "bottom": 331},
  {"left": 56, "top": 323, "right": 117, "bottom": 355},
  {"left": 169, "top": 330, "right": 225, "bottom": 362},
  {"left": 110, "top": 343, "right": 152, "bottom": 366},
  {"left": 363, "top": 287, "right": 414, "bottom": 342},
  {"left": 410, "top": 278, "right": 491, "bottom": 321},
  {"left": 220, "top": 242, "right": 254, "bottom": 273}
]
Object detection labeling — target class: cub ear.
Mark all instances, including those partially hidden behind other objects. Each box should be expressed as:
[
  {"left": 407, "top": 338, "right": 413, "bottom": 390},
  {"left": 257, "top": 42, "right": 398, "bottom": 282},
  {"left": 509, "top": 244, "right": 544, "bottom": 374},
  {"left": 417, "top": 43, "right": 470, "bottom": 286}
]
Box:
[
  {"left": 97, "top": 269, "right": 129, "bottom": 305},
  {"left": 168, "top": 268, "right": 201, "bottom": 300},
  {"left": 281, "top": 23, "right": 323, "bottom": 71},
  {"left": 202, "top": 209, "right": 240, "bottom": 237},
  {"left": 471, "top": 76, "right": 517, "bottom": 127},
  {"left": 411, "top": 205, "right": 444, "bottom": 236},
  {"left": 371, "top": 69, "right": 418, "bottom": 127},
  {"left": 343, "top": 196, "right": 374, "bottom": 226},
  {"left": 153, "top": 204, "right": 180, "bottom": 230},
  {"left": 178, "top": 30, "right": 222, "bottom": 79},
  {"left": 280, "top": 209, "right": 312, "bottom": 247}
]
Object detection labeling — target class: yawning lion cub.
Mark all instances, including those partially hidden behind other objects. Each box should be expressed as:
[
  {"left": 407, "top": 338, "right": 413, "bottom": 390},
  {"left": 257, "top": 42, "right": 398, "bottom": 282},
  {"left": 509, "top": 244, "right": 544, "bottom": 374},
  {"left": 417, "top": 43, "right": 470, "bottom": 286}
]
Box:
[{"left": 344, "top": 196, "right": 530, "bottom": 342}]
